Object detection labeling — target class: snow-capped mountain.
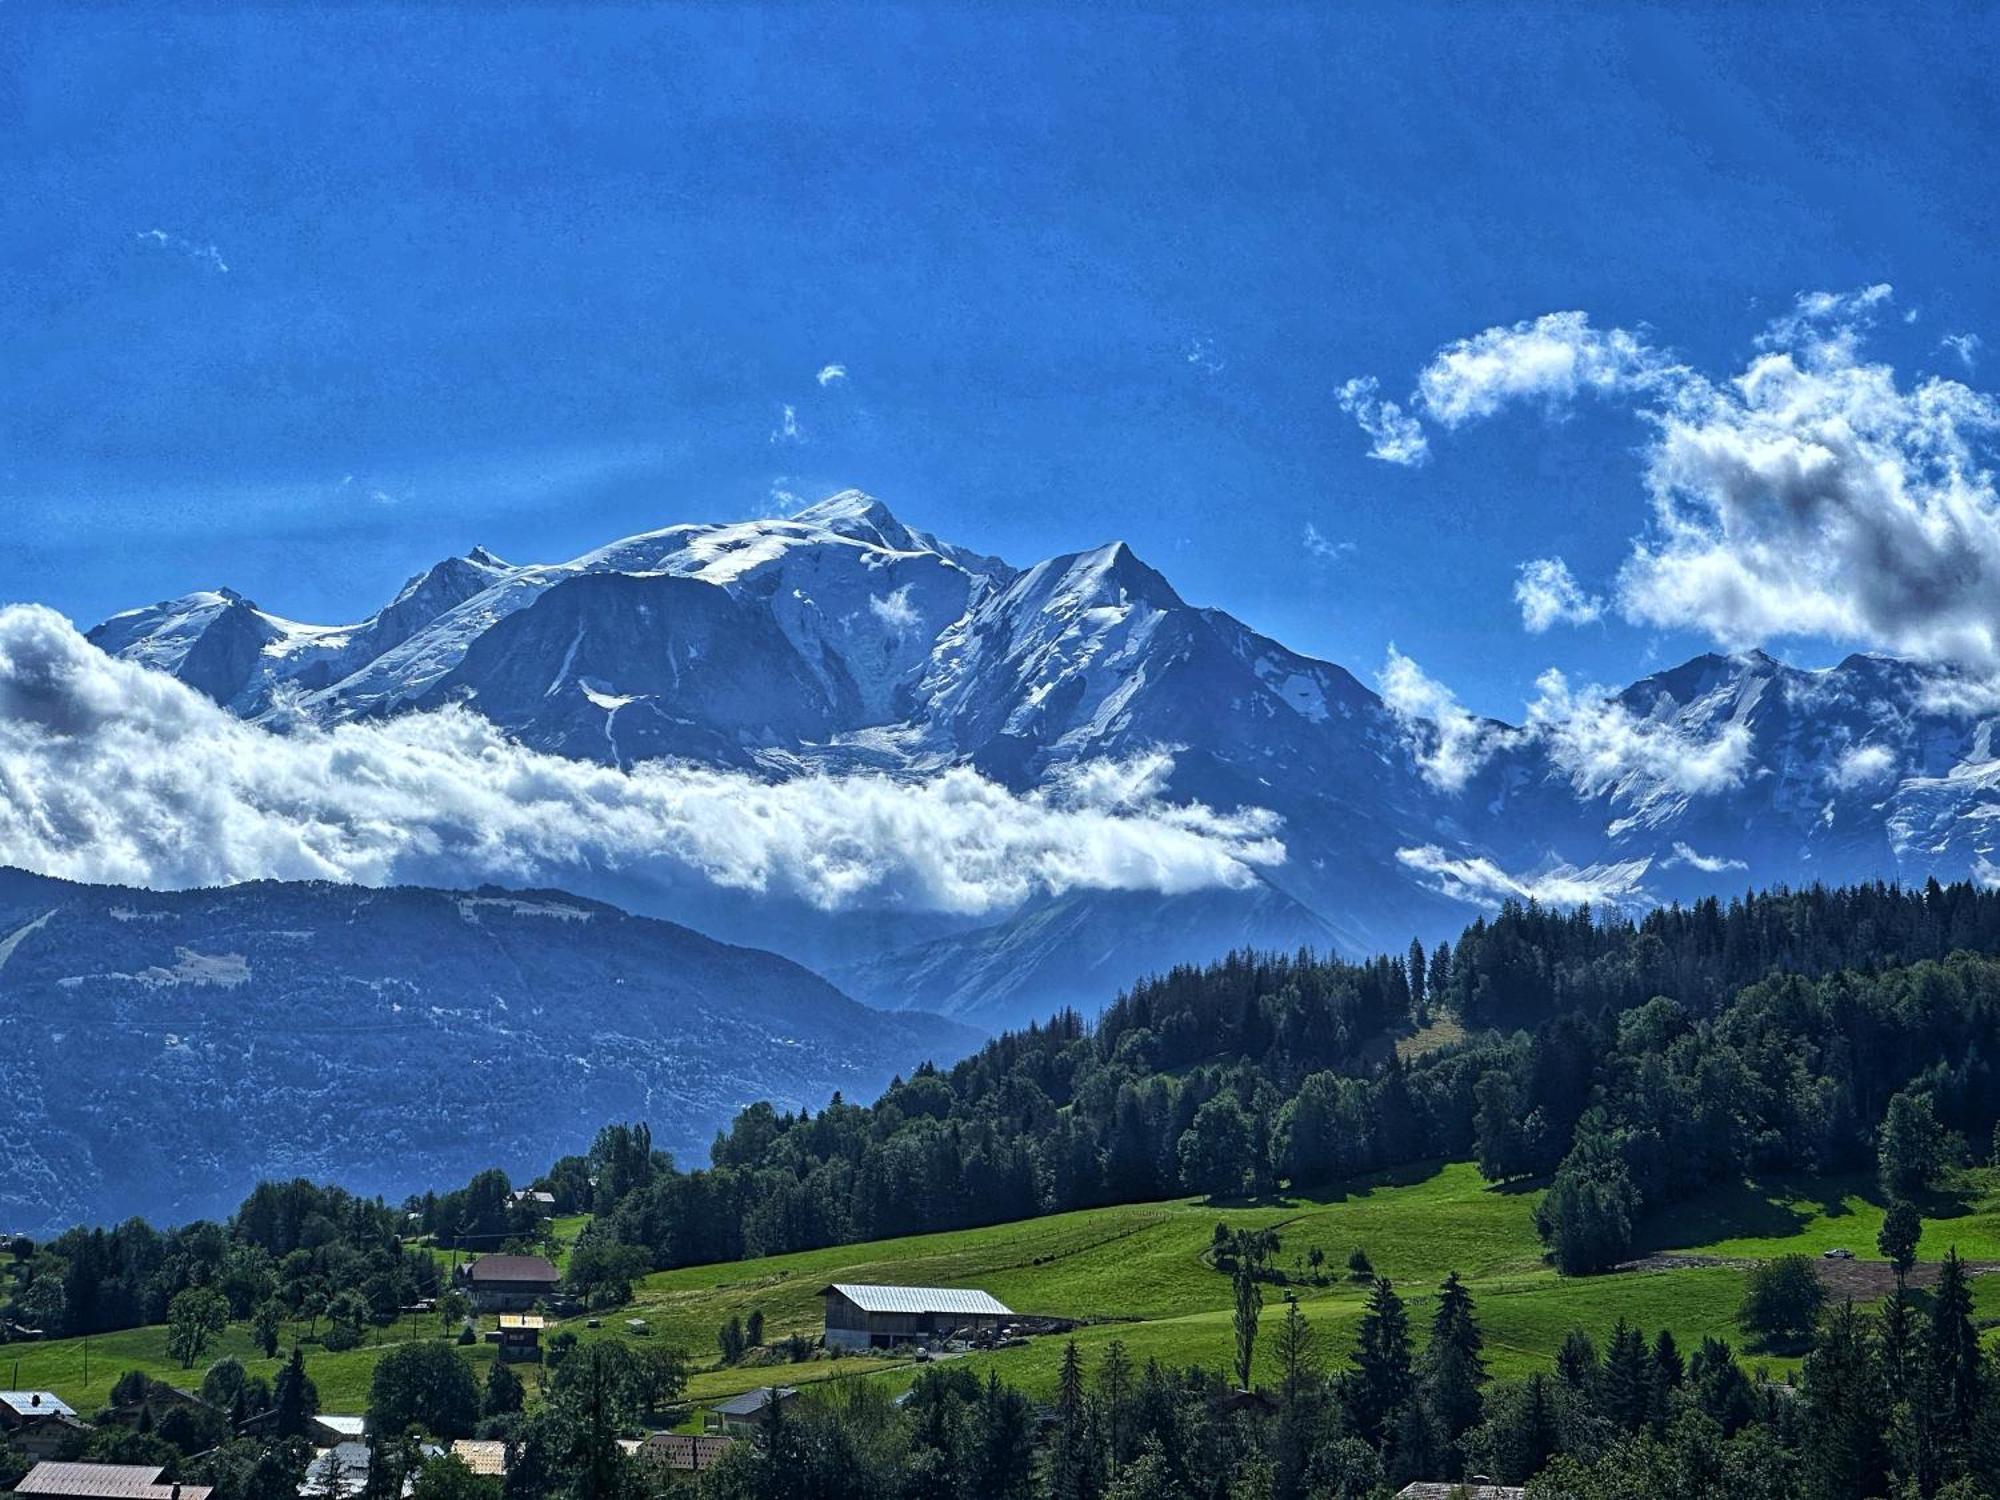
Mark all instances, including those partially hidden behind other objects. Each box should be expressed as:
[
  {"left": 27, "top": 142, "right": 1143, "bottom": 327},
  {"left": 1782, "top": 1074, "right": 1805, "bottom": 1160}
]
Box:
[{"left": 89, "top": 491, "right": 2000, "bottom": 1025}]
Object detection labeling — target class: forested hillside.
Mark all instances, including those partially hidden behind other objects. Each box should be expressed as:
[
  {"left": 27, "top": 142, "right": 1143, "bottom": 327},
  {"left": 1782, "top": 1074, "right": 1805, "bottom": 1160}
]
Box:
[{"left": 565, "top": 879, "right": 2000, "bottom": 1281}]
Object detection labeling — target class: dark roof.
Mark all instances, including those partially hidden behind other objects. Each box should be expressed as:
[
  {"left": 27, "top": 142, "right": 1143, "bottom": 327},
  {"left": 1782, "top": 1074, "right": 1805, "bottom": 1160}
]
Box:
[
  {"left": 16, "top": 1463, "right": 214, "bottom": 1500},
  {"left": 467, "top": 1254, "right": 559, "bottom": 1283},
  {"left": 710, "top": 1386, "right": 797, "bottom": 1417}
]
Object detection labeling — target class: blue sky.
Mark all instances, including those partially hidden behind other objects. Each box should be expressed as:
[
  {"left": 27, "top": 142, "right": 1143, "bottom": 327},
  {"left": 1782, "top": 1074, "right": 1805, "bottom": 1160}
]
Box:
[{"left": 5, "top": 2, "right": 1996, "bottom": 716}]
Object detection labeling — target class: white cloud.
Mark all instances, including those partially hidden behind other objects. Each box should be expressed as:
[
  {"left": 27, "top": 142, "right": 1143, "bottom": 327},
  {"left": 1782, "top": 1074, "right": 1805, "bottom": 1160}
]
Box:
[
  {"left": 136, "top": 228, "right": 228, "bottom": 274},
  {"left": 1395, "top": 845, "right": 1653, "bottom": 911},
  {"left": 1663, "top": 841, "right": 1747, "bottom": 874},
  {"left": 1830, "top": 742, "right": 1899, "bottom": 790},
  {"left": 0, "top": 607, "right": 1284, "bottom": 917},
  {"left": 1359, "top": 286, "right": 2000, "bottom": 670},
  {"left": 816, "top": 364, "right": 847, "bottom": 387},
  {"left": 1513, "top": 557, "right": 1603, "bottom": 632},
  {"left": 867, "top": 586, "right": 921, "bottom": 634},
  {"left": 1414, "top": 310, "right": 1683, "bottom": 427},
  {"left": 1525, "top": 668, "right": 1752, "bottom": 799},
  {"left": 1302, "top": 523, "right": 1353, "bottom": 563},
  {"left": 1942, "top": 333, "right": 1983, "bottom": 372},
  {"left": 1337, "top": 377, "right": 1430, "bottom": 466},
  {"left": 1376, "top": 647, "right": 1514, "bottom": 792},
  {"left": 769, "top": 404, "right": 804, "bottom": 444}
]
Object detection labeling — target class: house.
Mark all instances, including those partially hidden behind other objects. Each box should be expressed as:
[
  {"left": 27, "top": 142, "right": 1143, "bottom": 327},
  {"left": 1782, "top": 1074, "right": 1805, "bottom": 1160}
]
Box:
[
  {"left": 820, "top": 1283, "right": 1013, "bottom": 1350},
  {"left": 486, "top": 1313, "right": 545, "bottom": 1361},
  {"left": 0, "top": 1393, "right": 92, "bottom": 1461},
  {"left": 509, "top": 1190, "right": 556, "bottom": 1214},
  {"left": 300, "top": 1442, "right": 371, "bottom": 1497},
  {"left": 1395, "top": 1485, "right": 1527, "bottom": 1500},
  {"left": 308, "top": 1414, "right": 367, "bottom": 1447},
  {"left": 449, "top": 1440, "right": 508, "bottom": 1478},
  {"left": 14, "top": 1462, "right": 214, "bottom": 1500},
  {"left": 460, "top": 1253, "right": 559, "bottom": 1312},
  {"left": 639, "top": 1433, "right": 734, "bottom": 1472},
  {"left": 705, "top": 1386, "right": 797, "bottom": 1436}
]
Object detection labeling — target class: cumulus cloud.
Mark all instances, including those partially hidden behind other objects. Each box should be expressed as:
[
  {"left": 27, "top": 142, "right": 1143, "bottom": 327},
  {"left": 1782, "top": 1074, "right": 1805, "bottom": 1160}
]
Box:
[
  {"left": 136, "top": 228, "right": 229, "bottom": 273},
  {"left": 769, "top": 404, "right": 804, "bottom": 444},
  {"left": 1377, "top": 647, "right": 1514, "bottom": 792},
  {"left": 1351, "top": 285, "right": 2000, "bottom": 670},
  {"left": 1414, "top": 310, "right": 1683, "bottom": 427},
  {"left": 1830, "top": 742, "right": 1899, "bottom": 790},
  {"left": 1337, "top": 377, "right": 1429, "bottom": 466},
  {"left": 1663, "top": 841, "right": 1747, "bottom": 874},
  {"left": 1396, "top": 845, "right": 1653, "bottom": 910},
  {"left": 816, "top": 364, "right": 847, "bottom": 386},
  {"left": 1525, "top": 668, "right": 1752, "bottom": 799},
  {"left": 0, "top": 607, "right": 1284, "bottom": 916},
  {"left": 1514, "top": 557, "right": 1603, "bottom": 632}
]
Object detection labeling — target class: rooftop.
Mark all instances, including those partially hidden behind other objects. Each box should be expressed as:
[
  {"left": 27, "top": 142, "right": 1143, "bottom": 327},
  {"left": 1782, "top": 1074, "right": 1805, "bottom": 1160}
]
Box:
[
  {"left": 466, "top": 1253, "right": 559, "bottom": 1283},
  {"left": 710, "top": 1386, "right": 797, "bottom": 1417},
  {"left": 15, "top": 1463, "right": 214, "bottom": 1500},
  {"left": 0, "top": 1391, "right": 78, "bottom": 1420},
  {"left": 1395, "top": 1486, "right": 1527, "bottom": 1500},
  {"left": 450, "top": 1440, "right": 508, "bottom": 1477},
  {"left": 824, "top": 1283, "right": 1013, "bottom": 1317}
]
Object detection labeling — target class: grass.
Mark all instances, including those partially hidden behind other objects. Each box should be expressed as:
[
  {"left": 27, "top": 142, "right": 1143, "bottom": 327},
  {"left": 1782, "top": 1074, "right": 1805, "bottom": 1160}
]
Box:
[{"left": 13, "top": 1161, "right": 2000, "bottom": 1414}]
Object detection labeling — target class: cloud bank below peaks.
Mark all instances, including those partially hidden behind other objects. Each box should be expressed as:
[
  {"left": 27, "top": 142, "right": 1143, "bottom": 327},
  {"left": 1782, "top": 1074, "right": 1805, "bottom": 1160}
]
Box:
[
  {"left": 0, "top": 607, "right": 1284, "bottom": 913},
  {"left": 1345, "top": 285, "right": 2000, "bottom": 669}
]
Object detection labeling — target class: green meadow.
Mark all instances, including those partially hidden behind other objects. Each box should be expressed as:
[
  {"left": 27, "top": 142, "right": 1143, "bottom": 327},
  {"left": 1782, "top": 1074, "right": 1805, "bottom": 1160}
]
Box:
[{"left": 11, "top": 1160, "right": 2000, "bottom": 1417}]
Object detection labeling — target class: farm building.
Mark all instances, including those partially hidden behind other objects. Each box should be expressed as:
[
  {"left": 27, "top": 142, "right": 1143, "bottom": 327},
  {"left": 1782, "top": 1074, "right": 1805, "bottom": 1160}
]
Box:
[
  {"left": 461, "top": 1253, "right": 560, "bottom": 1311},
  {"left": 0, "top": 1393, "right": 91, "bottom": 1461},
  {"left": 820, "top": 1283, "right": 1013, "bottom": 1350},
  {"left": 14, "top": 1462, "right": 213, "bottom": 1500}
]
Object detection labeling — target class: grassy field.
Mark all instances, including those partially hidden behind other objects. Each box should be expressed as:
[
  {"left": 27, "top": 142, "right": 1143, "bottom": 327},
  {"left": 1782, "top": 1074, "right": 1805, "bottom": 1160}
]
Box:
[{"left": 10, "top": 1160, "right": 2000, "bottom": 1416}]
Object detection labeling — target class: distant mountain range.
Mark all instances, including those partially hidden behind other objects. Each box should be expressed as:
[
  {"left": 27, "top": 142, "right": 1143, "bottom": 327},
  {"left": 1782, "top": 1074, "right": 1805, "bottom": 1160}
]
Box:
[
  {"left": 89, "top": 491, "right": 2000, "bottom": 1028},
  {"left": 0, "top": 867, "right": 975, "bottom": 1233}
]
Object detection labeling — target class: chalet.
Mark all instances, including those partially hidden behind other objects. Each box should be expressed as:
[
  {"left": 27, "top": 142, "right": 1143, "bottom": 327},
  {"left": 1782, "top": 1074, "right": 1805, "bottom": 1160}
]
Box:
[
  {"left": 638, "top": 1433, "right": 734, "bottom": 1472},
  {"left": 14, "top": 1462, "right": 214, "bottom": 1500},
  {"left": 820, "top": 1283, "right": 1013, "bottom": 1350},
  {"left": 509, "top": 1190, "right": 557, "bottom": 1214},
  {"left": 300, "top": 1442, "right": 371, "bottom": 1498},
  {"left": 705, "top": 1386, "right": 797, "bottom": 1436},
  {"left": 460, "top": 1253, "right": 560, "bottom": 1312},
  {"left": 0, "top": 1393, "right": 92, "bottom": 1461},
  {"left": 1394, "top": 1485, "right": 1527, "bottom": 1500},
  {"left": 487, "top": 1312, "right": 546, "bottom": 1361}
]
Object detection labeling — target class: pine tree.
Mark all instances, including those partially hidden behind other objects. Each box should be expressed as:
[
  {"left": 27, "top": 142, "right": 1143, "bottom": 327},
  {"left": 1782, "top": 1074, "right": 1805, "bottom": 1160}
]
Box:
[
  {"left": 1419, "top": 1272, "right": 1487, "bottom": 1465},
  {"left": 1275, "top": 1295, "right": 1319, "bottom": 1406},
  {"left": 1802, "top": 1299, "right": 1887, "bottom": 1500},
  {"left": 1344, "top": 1277, "right": 1413, "bottom": 1446},
  {"left": 1932, "top": 1248, "right": 1983, "bottom": 1464},
  {"left": 1554, "top": 1328, "right": 1598, "bottom": 1394},
  {"left": 1598, "top": 1319, "right": 1651, "bottom": 1432}
]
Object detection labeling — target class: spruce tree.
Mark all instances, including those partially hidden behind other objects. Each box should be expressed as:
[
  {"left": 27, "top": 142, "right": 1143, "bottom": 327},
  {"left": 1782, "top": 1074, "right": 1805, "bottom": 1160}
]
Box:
[
  {"left": 1801, "top": 1299, "right": 1887, "bottom": 1500},
  {"left": 1598, "top": 1319, "right": 1651, "bottom": 1432},
  {"left": 1345, "top": 1277, "right": 1413, "bottom": 1446},
  {"left": 1419, "top": 1272, "right": 1487, "bottom": 1464}
]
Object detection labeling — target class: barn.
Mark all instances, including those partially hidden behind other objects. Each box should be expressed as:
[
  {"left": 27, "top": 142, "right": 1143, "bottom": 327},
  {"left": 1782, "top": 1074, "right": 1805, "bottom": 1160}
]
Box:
[{"left": 820, "top": 1283, "right": 1013, "bottom": 1350}]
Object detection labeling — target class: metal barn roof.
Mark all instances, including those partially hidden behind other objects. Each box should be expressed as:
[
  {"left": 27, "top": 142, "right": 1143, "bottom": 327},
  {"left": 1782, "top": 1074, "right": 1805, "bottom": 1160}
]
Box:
[
  {"left": 823, "top": 1283, "right": 1013, "bottom": 1317},
  {"left": 0, "top": 1391, "right": 78, "bottom": 1419}
]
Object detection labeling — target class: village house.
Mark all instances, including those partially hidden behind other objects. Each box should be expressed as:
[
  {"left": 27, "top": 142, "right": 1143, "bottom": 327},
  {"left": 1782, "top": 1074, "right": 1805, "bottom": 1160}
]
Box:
[
  {"left": 0, "top": 1392, "right": 92, "bottom": 1463},
  {"left": 459, "top": 1253, "right": 560, "bottom": 1312},
  {"left": 820, "top": 1283, "right": 1013, "bottom": 1350},
  {"left": 1394, "top": 1484, "right": 1526, "bottom": 1500},
  {"left": 705, "top": 1386, "right": 797, "bottom": 1436},
  {"left": 487, "top": 1312, "right": 546, "bottom": 1361},
  {"left": 13, "top": 1462, "right": 213, "bottom": 1500},
  {"left": 509, "top": 1189, "right": 557, "bottom": 1214}
]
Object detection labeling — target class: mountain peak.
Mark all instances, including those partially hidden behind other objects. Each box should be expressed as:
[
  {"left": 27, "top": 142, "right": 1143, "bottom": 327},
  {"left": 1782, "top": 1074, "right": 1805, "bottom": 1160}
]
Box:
[
  {"left": 466, "top": 545, "right": 510, "bottom": 569},
  {"left": 793, "top": 489, "right": 902, "bottom": 534}
]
